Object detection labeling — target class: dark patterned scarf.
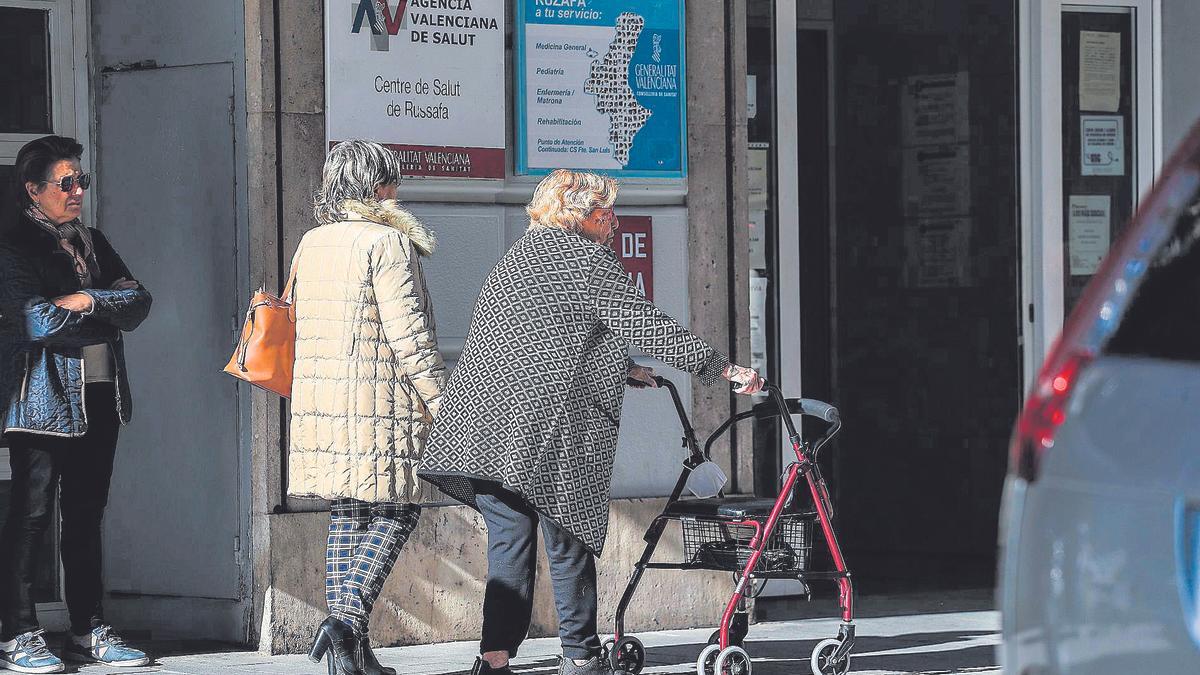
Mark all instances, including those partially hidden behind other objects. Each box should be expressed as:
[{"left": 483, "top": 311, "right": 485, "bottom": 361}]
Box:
[{"left": 24, "top": 204, "right": 99, "bottom": 286}]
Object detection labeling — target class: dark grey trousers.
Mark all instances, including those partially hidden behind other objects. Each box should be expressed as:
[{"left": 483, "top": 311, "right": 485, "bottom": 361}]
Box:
[{"left": 475, "top": 483, "right": 600, "bottom": 661}]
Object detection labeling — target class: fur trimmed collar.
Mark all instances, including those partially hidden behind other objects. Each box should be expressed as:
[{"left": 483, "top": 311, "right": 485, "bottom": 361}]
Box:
[{"left": 341, "top": 199, "right": 436, "bottom": 257}]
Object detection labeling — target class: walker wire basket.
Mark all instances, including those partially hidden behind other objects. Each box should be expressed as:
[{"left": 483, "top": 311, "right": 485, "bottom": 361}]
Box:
[{"left": 680, "top": 514, "right": 814, "bottom": 574}]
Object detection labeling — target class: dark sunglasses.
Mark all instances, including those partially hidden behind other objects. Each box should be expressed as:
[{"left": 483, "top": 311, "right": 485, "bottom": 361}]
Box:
[{"left": 41, "top": 173, "right": 92, "bottom": 192}]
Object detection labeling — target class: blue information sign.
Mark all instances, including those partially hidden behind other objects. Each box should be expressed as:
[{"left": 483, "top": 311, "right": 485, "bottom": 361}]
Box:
[{"left": 515, "top": 0, "right": 687, "bottom": 178}]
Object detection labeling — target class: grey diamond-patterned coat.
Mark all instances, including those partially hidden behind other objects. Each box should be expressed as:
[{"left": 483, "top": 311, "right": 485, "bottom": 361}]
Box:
[{"left": 418, "top": 227, "right": 728, "bottom": 554}]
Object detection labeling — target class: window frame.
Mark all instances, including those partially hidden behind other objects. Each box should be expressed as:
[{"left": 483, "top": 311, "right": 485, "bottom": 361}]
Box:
[{"left": 0, "top": 0, "right": 93, "bottom": 187}]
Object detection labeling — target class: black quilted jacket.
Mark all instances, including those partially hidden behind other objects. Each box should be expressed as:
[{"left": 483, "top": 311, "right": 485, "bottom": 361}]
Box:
[{"left": 0, "top": 218, "right": 152, "bottom": 437}]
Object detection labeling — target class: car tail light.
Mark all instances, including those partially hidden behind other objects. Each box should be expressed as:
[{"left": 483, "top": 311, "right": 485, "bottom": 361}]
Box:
[
  {"left": 1011, "top": 349, "right": 1093, "bottom": 481},
  {"left": 1010, "top": 130, "right": 1200, "bottom": 482}
]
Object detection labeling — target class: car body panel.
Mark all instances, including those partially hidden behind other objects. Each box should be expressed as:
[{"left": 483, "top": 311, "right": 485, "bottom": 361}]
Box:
[{"left": 1000, "top": 356, "right": 1200, "bottom": 674}]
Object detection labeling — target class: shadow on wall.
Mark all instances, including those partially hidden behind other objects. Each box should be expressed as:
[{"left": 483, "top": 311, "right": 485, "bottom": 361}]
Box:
[{"left": 263, "top": 499, "right": 735, "bottom": 653}]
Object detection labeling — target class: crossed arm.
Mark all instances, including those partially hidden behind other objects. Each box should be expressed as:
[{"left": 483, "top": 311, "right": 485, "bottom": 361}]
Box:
[{"left": 0, "top": 235, "right": 151, "bottom": 347}]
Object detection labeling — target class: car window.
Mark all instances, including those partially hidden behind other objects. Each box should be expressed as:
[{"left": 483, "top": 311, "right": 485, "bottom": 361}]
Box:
[{"left": 1106, "top": 195, "right": 1200, "bottom": 360}]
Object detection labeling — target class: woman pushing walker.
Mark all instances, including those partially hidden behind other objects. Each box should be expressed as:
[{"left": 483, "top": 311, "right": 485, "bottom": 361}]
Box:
[{"left": 418, "top": 169, "right": 763, "bottom": 675}]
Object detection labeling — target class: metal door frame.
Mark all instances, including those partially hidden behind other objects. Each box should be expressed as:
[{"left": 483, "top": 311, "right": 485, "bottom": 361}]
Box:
[
  {"left": 1018, "top": 0, "right": 1162, "bottom": 387},
  {"left": 774, "top": 2, "right": 837, "bottom": 450},
  {"left": 768, "top": 0, "right": 837, "bottom": 598}
]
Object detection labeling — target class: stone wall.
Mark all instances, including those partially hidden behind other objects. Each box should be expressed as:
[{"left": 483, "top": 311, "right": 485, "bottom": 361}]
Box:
[{"left": 260, "top": 498, "right": 735, "bottom": 653}]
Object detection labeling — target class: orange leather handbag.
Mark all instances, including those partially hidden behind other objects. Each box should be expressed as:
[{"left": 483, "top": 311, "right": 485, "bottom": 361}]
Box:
[{"left": 224, "top": 266, "right": 296, "bottom": 398}]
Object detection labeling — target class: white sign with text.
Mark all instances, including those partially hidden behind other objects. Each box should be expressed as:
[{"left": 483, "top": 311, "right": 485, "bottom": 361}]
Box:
[{"left": 325, "top": 0, "right": 506, "bottom": 178}]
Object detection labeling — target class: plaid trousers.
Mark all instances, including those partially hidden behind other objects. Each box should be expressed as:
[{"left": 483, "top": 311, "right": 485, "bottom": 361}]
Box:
[{"left": 326, "top": 499, "right": 422, "bottom": 637}]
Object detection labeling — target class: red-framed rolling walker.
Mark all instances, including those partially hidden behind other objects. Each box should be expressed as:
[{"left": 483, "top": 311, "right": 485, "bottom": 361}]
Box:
[{"left": 603, "top": 377, "right": 855, "bottom": 675}]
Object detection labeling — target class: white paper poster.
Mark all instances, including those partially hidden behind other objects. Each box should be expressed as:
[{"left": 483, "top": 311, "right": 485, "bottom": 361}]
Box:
[
  {"left": 748, "top": 209, "right": 767, "bottom": 270},
  {"left": 906, "top": 218, "right": 971, "bottom": 288},
  {"left": 1068, "top": 195, "right": 1111, "bottom": 275},
  {"left": 747, "top": 143, "right": 769, "bottom": 210},
  {"left": 903, "top": 144, "right": 972, "bottom": 217},
  {"left": 325, "top": 0, "right": 506, "bottom": 178},
  {"left": 901, "top": 72, "right": 970, "bottom": 147},
  {"left": 1080, "top": 31, "right": 1120, "bottom": 113},
  {"left": 1081, "top": 115, "right": 1125, "bottom": 176},
  {"left": 749, "top": 274, "right": 769, "bottom": 382},
  {"left": 747, "top": 74, "right": 758, "bottom": 119}
]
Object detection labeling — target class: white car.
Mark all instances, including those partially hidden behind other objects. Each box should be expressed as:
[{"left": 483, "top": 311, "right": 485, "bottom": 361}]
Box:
[{"left": 999, "top": 127, "right": 1200, "bottom": 673}]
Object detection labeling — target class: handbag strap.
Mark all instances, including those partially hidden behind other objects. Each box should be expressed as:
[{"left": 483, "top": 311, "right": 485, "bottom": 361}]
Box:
[
  {"left": 281, "top": 262, "right": 298, "bottom": 302},
  {"left": 282, "top": 249, "right": 299, "bottom": 303}
]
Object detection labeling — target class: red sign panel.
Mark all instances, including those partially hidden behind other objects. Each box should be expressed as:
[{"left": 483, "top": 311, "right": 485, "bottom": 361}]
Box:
[
  {"left": 329, "top": 142, "right": 506, "bottom": 179},
  {"left": 610, "top": 215, "right": 653, "bottom": 302}
]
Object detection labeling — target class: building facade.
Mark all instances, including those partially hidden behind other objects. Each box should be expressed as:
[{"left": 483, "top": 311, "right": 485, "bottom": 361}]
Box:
[{"left": 1, "top": 0, "right": 1199, "bottom": 652}]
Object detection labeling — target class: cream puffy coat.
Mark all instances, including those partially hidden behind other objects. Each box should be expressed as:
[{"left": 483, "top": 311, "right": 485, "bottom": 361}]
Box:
[{"left": 287, "top": 200, "right": 445, "bottom": 504}]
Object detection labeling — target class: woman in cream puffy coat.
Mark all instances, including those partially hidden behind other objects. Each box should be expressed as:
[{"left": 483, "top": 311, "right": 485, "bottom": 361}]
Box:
[{"left": 289, "top": 140, "right": 445, "bottom": 675}]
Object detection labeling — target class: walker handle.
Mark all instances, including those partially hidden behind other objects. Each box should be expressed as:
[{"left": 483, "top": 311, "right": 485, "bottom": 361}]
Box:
[
  {"left": 758, "top": 379, "right": 839, "bottom": 424},
  {"left": 797, "top": 398, "right": 840, "bottom": 424},
  {"left": 650, "top": 375, "right": 704, "bottom": 462},
  {"left": 752, "top": 395, "right": 841, "bottom": 424}
]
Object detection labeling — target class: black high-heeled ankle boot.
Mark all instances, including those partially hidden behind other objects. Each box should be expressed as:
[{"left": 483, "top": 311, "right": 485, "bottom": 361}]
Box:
[
  {"left": 308, "top": 616, "right": 365, "bottom": 675},
  {"left": 361, "top": 638, "right": 396, "bottom": 675}
]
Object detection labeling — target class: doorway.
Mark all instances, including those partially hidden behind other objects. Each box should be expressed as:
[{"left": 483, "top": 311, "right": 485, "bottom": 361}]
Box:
[
  {"left": 1020, "top": 0, "right": 1161, "bottom": 382},
  {"left": 774, "top": 0, "right": 1024, "bottom": 592}
]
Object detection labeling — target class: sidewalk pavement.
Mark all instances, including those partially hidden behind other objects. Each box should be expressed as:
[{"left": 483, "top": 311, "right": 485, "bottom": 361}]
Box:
[{"left": 68, "top": 600, "right": 1000, "bottom": 675}]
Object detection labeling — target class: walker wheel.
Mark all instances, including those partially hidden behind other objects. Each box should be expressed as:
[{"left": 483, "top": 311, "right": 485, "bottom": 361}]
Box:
[
  {"left": 707, "top": 629, "right": 744, "bottom": 647},
  {"left": 609, "top": 635, "right": 645, "bottom": 674},
  {"left": 601, "top": 637, "right": 616, "bottom": 657},
  {"left": 810, "top": 638, "right": 850, "bottom": 675},
  {"left": 713, "top": 645, "right": 751, "bottom": 675},
  {"left": 695, "top": 643, "right": 720, "bottom": 675}
]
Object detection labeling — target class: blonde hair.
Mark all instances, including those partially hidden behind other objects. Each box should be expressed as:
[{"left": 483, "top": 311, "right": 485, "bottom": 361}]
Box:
[{"left": 525, "top": 169, "right": 618, "bottom": 232}]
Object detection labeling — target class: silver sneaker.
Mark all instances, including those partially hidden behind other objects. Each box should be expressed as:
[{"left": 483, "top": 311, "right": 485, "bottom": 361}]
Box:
[{"left": 557, "top": 656, "right": 625, "bottom": 675}]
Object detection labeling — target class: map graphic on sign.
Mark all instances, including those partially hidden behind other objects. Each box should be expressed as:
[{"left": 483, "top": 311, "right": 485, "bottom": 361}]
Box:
[
  {"left": 584, "top": 13, "right": 652, "bottom": 165},
  {"left": 517, "top": 0, "right": 686, "bottom": 177}
]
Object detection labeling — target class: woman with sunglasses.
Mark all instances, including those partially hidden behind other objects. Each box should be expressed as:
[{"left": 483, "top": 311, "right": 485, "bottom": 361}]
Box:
[{"left": 0, "top": 135, "right": 152, "bottom": 673}]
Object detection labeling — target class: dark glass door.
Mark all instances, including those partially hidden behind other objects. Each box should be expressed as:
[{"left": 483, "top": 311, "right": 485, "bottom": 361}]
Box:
[{"left": 828, "top": 0, "right": 1021, "bottom": 590}]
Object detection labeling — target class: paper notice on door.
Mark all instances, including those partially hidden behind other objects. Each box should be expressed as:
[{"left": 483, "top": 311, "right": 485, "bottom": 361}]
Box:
[
  {"left": 903, "top": 144, "right": 971, "bottom": 217},
  {"left": 749, "top": 274, "right": 769, "bottom": 388},
  {"left": 747, "top": 75, "right": 758, "bottom": 119},
  {"left": 905, "top": 218, "right": 972, "bottom": 288},
  {"left": 1081, "top": 115, "right": 1125, "bottom": 176},
  {"left": 748, "top": 143, "right": 769, "bottom": 210},
  {"left": 1068, "top": 195, "right": 1111, "bottom": 275},
  {"left": 749, "top": 209, "right": 767, "bottom": 270},
  {"left": 1080, "top": 31, "right": 1120, "bottom": 112},
  {"left": 901, "top": 72, "right": 970, "bottom": 147}
]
